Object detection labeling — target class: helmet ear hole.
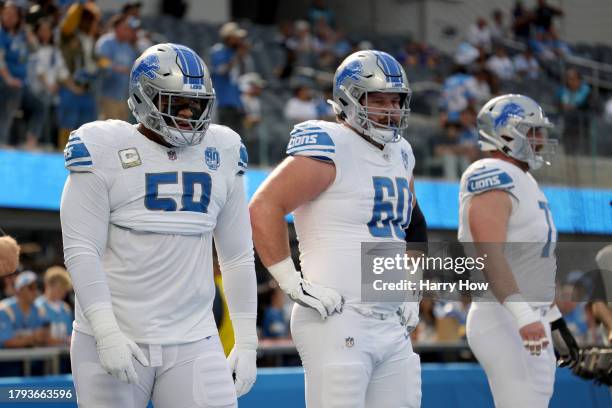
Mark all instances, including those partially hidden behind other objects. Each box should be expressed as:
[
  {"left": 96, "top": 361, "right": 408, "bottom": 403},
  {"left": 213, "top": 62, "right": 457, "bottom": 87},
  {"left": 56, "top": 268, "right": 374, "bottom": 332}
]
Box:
[{"left": 501, "top": 135, "right": 513, "bottom": 142}]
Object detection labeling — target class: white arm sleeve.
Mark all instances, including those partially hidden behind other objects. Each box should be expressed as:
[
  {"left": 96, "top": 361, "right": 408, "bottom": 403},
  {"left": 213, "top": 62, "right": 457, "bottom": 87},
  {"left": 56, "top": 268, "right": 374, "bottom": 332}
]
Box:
[
  {"left": 213, "top": 175, "right": 257, "bottom": 345},
  {"left": 60, "top": 171, "right": 113, "bottom": 314}
]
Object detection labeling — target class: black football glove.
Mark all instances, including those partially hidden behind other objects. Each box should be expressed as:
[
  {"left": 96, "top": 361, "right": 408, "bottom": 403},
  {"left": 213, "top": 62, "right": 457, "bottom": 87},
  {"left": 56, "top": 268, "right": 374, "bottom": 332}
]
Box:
[{"left": 550, "top": 317, "right": 580, "bottom": 367}]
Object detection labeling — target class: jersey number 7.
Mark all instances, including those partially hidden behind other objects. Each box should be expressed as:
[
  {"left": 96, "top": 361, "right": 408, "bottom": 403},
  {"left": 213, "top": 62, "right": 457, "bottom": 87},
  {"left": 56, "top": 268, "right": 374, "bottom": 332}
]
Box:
[{"left": 145, "top": 172, "right": 212, "bottom": 213}]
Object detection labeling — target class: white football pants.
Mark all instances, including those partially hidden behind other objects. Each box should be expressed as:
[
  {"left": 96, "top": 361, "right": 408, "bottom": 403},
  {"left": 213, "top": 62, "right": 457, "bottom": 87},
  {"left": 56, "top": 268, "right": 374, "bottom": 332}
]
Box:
[
  {"left": 71, "top": 331, "right": 237, "bottom": 408},
  {"left": 291, "top": 304, "right": 422, "bottom": 408},
  {"left": 466, "top": 303, "right": 556, "bottom": 408}
]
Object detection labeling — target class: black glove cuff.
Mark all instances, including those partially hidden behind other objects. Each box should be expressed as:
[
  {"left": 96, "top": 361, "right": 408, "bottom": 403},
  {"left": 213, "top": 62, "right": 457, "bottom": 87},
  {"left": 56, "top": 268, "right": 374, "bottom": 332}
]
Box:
[{"left": 550, "top": 317, "right": 567, "bottom": 331}]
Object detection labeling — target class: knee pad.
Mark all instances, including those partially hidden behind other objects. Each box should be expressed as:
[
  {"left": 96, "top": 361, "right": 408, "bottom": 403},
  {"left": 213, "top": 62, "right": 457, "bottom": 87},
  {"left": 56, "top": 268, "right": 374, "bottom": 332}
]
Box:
[{"left": 321, "top": 363, "right": 368, "bottom": 408}]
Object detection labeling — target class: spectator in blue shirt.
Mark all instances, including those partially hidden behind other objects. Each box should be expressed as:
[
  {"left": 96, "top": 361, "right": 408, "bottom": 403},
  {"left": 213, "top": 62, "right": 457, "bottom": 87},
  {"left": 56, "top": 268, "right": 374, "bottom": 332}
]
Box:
[
  {"left": 0, "top": 1, "right": 45, "bottom": 149},
  {"left": 57, "top": 1, "right": 101, "bottom": 149},
  {"left": 95, "top": 13, "right": 138, "bottom": 121},
  {"left": 440, "top": 66, "right": 478, "bottom": 125},
  {"left": 559, "top": 68, "right": 590, "bottom": 111},
  {"left": 262, "top": 288, "right": 289, "bottom": 339},
  {"left": 210, "top": 22, "right": 252, "bottom": 135},
  {"left": 35, "top": 266, "right": 73, "bottom": 345},
  {"left": 0, "top": 271, "right": 49, "bottom": 348},
  {"left": 558, "top": 68, "right": 591, "bottom": 153}
]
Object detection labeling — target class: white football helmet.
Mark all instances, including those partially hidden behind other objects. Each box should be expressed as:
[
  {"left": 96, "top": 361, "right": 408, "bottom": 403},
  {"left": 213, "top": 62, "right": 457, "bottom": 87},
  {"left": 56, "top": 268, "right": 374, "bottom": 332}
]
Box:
[
  {"left": 128, "top": 43, "right": 215, "bottom": 147},
  {"left": 477, "top": 94, "right": 556, "bottom": 170},
  {"left": 329, "top": 50, "right": 411, "bottom": 145}
]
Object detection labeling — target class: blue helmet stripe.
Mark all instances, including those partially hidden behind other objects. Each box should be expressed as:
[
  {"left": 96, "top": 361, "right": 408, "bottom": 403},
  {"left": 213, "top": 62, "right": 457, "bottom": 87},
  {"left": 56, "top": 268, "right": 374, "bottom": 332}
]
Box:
[
  {"left": 374, "top": 51, "right": 403, "bottom": 84},
  {"left": 170, "top": 44, "right": 204, "bottom": 85},
  {"left": 373, "top": 51, "right": 390, "bottom": 75},
  {"left": 170, "top": 44, "right": 189, "bottom": 83},
  {"left": 388, "top": 56, "right": 402, "bottom": 77},
  {"left": 181, "top": 48, "right": 203, "bottom": 85}
]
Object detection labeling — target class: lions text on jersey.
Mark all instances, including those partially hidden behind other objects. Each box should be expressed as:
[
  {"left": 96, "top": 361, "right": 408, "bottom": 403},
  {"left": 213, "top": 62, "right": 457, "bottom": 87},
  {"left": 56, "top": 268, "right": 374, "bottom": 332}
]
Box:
[
  {"left": 287, "top": 119, "right": 416, "bottom": 311},
  {"left": 458, "top": 157, "right": 557, "bottom": 305}
]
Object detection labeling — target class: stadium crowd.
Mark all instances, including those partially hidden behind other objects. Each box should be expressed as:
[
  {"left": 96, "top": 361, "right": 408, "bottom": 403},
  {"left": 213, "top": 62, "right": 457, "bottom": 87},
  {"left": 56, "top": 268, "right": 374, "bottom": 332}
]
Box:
[{"left": 0, "top": 0, "right": 609, "bottom": 168}]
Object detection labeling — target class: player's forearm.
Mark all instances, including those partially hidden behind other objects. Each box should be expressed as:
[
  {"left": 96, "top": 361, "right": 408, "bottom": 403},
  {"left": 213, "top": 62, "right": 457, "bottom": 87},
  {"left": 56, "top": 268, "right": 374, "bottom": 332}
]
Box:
[
  {"left": 249, "top": 199, "right": 292, "bottom": 267},
  {"left": 477, "top": 244, "right": 542, "bottom": 327},
  {"left": 477, "top": 244, "right": 520, "bottom": 302}
]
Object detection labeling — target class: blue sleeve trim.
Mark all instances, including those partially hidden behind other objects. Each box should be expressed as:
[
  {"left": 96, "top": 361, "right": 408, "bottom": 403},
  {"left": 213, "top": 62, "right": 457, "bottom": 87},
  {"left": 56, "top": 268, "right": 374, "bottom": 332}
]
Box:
[
  {"left": 308, "top": 156, "right": 334, "bottom": 163},
  {"left": 467, "top": 170, "right": 514, "bottom": 193},
  {"left": 65, "top": 143, "right": 91, "bottom": 160},
  {"left": 289, "top": 126, "right": 322, "bottom": 135},
  {"left": 469, "top": 168, "right": 502, "bottom": 178},
  {"left": 65, "top": 139, "right": 93, "bottom": 172},
  {"left": 68, "top": 160, "right": 93, "bottom": 167},
  {"left": 287, "top": 148, "right": 336, "bottom": 155},
  {"left": 286, "top": 127, "right": 335, "bottom": 156}
]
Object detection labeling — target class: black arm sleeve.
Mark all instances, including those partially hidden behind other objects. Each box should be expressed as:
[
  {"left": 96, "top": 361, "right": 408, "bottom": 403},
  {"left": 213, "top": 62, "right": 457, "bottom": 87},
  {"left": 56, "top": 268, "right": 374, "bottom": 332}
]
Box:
[{"left": 405, "top": 201, "right": 428, "bottom": 244}]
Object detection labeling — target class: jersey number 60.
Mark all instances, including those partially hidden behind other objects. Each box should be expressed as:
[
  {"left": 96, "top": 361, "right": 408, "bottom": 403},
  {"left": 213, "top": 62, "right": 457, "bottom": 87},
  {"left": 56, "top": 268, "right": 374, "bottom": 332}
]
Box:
[
  {"left": 368, "top": 176, "right": 413, "bottom": 239},
  {"left": 145, "top": 172, "right": 212, "bottom": 213}
]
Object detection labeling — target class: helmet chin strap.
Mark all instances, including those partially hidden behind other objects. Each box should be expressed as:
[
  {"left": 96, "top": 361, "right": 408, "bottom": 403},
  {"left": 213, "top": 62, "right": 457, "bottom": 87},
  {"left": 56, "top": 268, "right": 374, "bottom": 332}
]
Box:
[{"left": 367, "top": 127, "right": 398, "bottom": 145}]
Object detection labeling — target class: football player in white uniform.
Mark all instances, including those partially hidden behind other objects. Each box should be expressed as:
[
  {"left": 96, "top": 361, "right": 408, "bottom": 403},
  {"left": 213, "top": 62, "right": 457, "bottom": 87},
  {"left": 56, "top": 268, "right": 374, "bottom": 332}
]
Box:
[
  {"left": 250, "top": 50, "right": 422, "bottom": 408},
  {"left": 60, "top": 44, "right": 257, "bottom": 408},
  {"left": 459, "top": 94, "right": 579, "bottom": 407}
]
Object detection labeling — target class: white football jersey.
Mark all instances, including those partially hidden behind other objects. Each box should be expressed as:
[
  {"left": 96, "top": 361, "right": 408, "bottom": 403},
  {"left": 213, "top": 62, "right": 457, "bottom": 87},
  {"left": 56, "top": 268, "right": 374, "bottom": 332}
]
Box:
[
  {"left": 458, "top": 158, "right": 557, "bottom": 305},
  {"left": 63, "top": 120, "right": 249, "bottom": 344},
  {"left": 287, "top": 120, "right": 416, "bottom": 312}
]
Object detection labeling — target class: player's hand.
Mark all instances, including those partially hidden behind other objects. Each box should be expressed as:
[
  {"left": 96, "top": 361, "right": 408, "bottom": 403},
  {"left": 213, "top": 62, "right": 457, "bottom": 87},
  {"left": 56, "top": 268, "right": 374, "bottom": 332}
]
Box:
[
  {"left": 227, "top": 346, "right": 257, "bottom": 397},
  {"left": 266, "top": 258, "right": 343, "bottom": 320},
  {"left": 550, "top": 317, "right": 580, "bottom": 367},
  {"left": 95, "top": 330, "right": 149, "bottom": 384},
  {"left": 519, "top": 321, "right": 549, "bottom": 356},
  {"left": 286, "top": 278, "right": 344, "bottom": 319},
  {"left": 397, "top": 302, "right": 419, "bottom": 333}
]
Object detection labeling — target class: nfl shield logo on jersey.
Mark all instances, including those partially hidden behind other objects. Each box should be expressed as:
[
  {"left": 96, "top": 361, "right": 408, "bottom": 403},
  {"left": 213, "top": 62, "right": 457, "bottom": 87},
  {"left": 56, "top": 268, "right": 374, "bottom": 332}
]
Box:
[
  {"left": 345, "top": 337, "right": 355, "bottom": 348},
  {"left": 167, "top": 150, "right": 177, "bottom": 161},
  {"left": 205, "top": 147, "right": 220, "bottom": 171}
]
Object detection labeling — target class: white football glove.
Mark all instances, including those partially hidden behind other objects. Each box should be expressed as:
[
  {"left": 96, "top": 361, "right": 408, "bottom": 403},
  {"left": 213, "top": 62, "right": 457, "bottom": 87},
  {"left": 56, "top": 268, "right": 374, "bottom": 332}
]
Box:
[
  {"left": 268, "top": 257, "right": 343, "bottom": 319},
  {"left": 227, "top": 347, "right": 257, "bottom": 397},
  {"left": 85, "top": 306, "right": 149, "bottom": 384},
  {"left": 228, "top": 317, "right": 258, "bottom": 398},
  {"left": 397, "top": 302, "right": 420, "bottom": 334}
]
